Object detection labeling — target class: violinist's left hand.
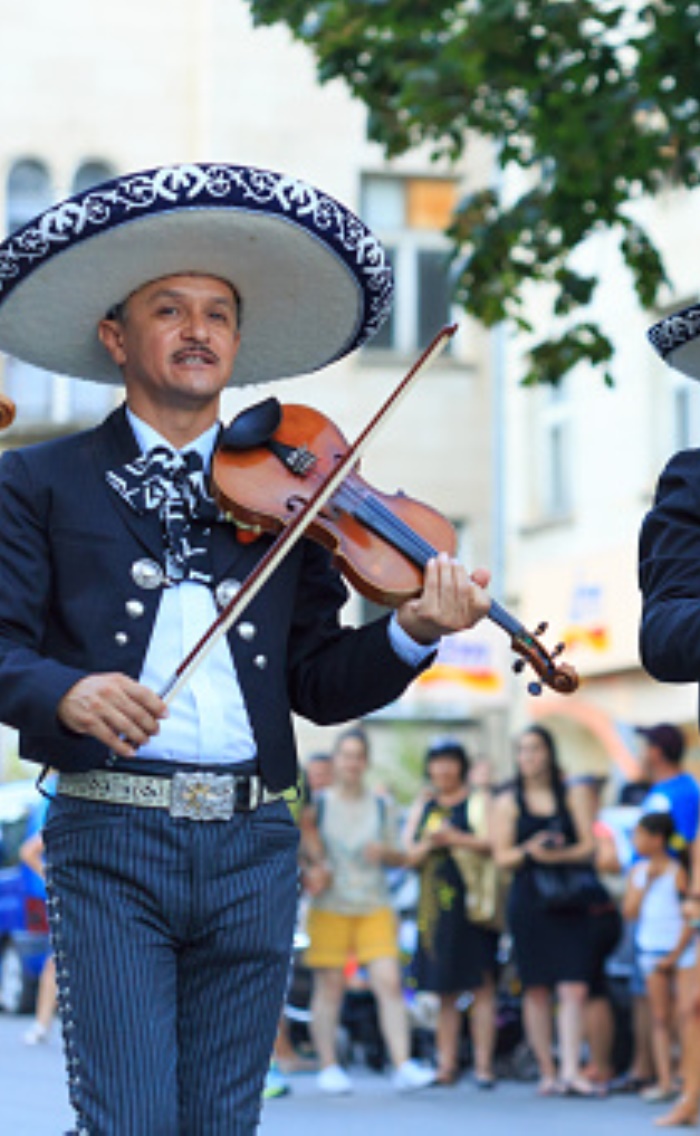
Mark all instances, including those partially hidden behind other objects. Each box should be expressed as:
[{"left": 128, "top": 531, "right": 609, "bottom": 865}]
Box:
[{"left": 396, "top": 554, "right": 491, "bottom": 645}]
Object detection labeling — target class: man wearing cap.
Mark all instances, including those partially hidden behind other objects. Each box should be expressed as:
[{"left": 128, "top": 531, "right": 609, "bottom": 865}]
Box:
[
  {"left": 0, "top": 164, "right": 489, "bottom": 1135},
  {"left": 636, "top": 723, "right": 700, "bottom": 851}
]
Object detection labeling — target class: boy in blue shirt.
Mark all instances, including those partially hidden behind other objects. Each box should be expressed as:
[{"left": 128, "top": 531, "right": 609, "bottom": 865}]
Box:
[{"left": 637, "top": 724, "right": 700, "bottom": 853}]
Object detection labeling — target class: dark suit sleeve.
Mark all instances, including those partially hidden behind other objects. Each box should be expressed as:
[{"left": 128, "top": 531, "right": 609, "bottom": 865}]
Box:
[
  {"left": 639, "top": 449, "right": 700, "bottom": 683},
  {"left": 285, "top": 539, "right": 433, "bottom": 724},
  {"left": 0, "top": 450, "right": 87, "bottom": 734}
]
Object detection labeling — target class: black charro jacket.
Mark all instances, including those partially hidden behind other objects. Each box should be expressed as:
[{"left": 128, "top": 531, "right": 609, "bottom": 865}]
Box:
[
  {"left": 640, "top": 447, "right": 700, "bottom": 697},
  {"left": 0, "top": 406, "right": 430, "bottom": 790}
]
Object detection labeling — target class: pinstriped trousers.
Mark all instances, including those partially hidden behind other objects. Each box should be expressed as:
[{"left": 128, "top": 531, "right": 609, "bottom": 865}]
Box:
[{"left": 43, "top": 792, "right": 299, "bottom": 1136}]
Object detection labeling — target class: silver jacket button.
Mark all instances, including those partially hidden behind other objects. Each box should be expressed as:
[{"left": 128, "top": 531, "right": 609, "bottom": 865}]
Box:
[
  {"left": 237, "top": 622, "right": 256, "bottom": 641},
  {"left": 216, "top": 578, "right": 241, "bottom": 610},
  {"left": 115, "top": 632, "right": 129, "bottom": 646},
  {"left": 253, "top": 654, "right": 267, "bottom": 669},
  {"left": 131, "top": 559, "right": 164, "bottom": 590},
  {"left": 126, "top": 600, "right": 145, "bottom": 619}
]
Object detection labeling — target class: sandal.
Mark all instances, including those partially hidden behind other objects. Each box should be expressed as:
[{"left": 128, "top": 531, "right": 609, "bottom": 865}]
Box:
[
  {"left": 474, "top": 1073, "right": 496, "bottom": 1090},
  {"left": 435, "top": 1068, "right": 460, "bottom": 1086},
  {"left": 643, "top": 1085, "right": 680, "bottom": 1104},
  {"left": 560, "top": 1077, "right": 605, "bottom": 1098},
  {"left": 610, "top": 1072, "right": 654, "bottom": 1094},
  {"left": 654, "top": 1096, "right": 700, "bottom": 1128},
  {"left": 537, "top": 1077, "right": 561, "bottom": 1097}
]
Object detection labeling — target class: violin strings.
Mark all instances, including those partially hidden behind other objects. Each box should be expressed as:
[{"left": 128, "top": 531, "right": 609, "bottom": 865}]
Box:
[
  {"left": 331, "top": 480, "right": 528, "bottom": 640},
  {"left": 331, "top": 482, "right": 436, "bottom": 567}
]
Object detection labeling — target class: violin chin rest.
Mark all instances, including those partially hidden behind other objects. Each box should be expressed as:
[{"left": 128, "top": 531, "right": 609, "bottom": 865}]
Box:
[{"left": 220, "top": 397, "right": 282, "bottom": 451}]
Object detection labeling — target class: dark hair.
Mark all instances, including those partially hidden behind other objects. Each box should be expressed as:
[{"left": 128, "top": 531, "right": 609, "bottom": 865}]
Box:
[
  {"left": 637, "top": 811, "right": 676, "bottom": 845},
  {"left": 515, "top": 724, "right": 567, "bottom": 813},
  {"left": 306, "top": 751, "right": 331, "bottom": 766},
  {"left": 424, "top": 736, "right": 470, "bottom": 778},
  {"left": 637, "top": 723, "right": 685, "bottom": 767},
  {"left": 333, "top": 727, "right": 369, "bottom": 758}
]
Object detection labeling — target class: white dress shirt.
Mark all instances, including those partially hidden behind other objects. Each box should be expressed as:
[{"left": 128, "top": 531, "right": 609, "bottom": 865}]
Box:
[{"left": 126, "top": 409, "right": 434, "bottom": 766}]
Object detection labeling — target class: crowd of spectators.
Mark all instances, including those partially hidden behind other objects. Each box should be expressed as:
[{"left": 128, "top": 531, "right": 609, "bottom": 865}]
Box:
[{"left": 283, "top": 718, "right": 700, "bottom": 1129}]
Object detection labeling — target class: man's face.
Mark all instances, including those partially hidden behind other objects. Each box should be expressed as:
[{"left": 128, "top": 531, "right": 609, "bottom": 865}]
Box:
[
  {"left": 98, "top": 274, "right": 241, "bottom": 414},
  {"left": 332, "top": 738, "right": 368, "bottom": 788},
  {"left": 641, "top": 740, "right": 661, "bottom": 781},
  {"left": 306, "top": 760, "right": 332, "bottom": 794}
]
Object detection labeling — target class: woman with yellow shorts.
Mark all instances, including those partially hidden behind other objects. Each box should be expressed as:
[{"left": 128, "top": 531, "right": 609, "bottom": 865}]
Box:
[{"left": 304, "top": 727, "right": 435, "bottom": 1095}]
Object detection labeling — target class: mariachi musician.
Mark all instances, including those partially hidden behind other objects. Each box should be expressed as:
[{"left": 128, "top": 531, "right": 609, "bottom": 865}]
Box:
[{"left": 0, "top": 163, "right": 491, "bottom": 1135}]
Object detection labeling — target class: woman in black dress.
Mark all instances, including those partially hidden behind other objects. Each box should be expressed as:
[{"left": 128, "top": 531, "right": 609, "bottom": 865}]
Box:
[
  {"left": 405, "top": 739, "right": 499, "bottom": 1086},
  {"left": 492, "top": 725, "right": 597, "bottom": 1096}
]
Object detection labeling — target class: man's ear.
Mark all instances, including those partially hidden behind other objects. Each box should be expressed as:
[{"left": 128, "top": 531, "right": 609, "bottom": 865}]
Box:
[{"left": 98, "top": 318, "right": 127, "bottom": 367}]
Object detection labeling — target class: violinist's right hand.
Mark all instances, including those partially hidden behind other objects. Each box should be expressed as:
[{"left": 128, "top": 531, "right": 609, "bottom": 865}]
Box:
[{"left": 57, "top": 673, "right": 168, "bottom": 757}]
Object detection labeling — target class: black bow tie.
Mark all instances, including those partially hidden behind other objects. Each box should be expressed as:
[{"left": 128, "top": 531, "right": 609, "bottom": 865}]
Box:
[{"left": 106, "top": 446, "right": 218, "bottom": 585}]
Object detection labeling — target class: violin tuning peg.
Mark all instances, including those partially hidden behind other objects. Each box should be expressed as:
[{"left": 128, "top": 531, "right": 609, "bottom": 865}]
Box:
[
  {"left": 552, "top": 642, "right": 565, "bottom": 658},
  {"left": 512, "top": 659, "right": 526, "bottom": 674},
  {"left": 534, "top": 621, "right": 548, "bottom": 637},
  {"left": 527, "top": 681, "right": 543, "bottom": 697}
]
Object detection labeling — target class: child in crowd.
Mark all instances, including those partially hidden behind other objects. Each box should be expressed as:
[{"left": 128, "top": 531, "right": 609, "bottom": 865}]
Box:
[{"left": 623, "top": 813, "right": 697, "bottom": 1106}]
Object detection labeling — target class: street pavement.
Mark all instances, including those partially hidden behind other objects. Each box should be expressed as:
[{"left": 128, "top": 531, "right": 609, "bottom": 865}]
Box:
[{"left": 0, "top": 1010, "right": 664, "bottom": 1135}]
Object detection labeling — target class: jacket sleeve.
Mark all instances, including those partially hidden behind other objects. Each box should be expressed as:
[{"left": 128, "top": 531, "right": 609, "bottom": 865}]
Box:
[
  {"left": 639, "top": 448, "right": 700, "bottom": 683},
  {"left": 0, "top": 450, "right": 87, "bottom": 734},
  {"left": 285, "top": 539, "right": 435, "bottom": 724}
]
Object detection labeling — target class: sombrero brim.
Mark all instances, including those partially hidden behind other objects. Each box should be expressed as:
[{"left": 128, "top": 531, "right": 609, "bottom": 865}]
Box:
[
  {"left": 0, "top": 163, "right": 393, "bottom": 386},
  {"left": 648, "top": 303, "right": 700, "bottom": 382}
]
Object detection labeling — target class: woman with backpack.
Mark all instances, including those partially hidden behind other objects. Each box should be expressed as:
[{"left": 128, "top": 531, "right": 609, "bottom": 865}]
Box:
[{"left": 404, "top": 738, "right": 500, "bottom": 1087}]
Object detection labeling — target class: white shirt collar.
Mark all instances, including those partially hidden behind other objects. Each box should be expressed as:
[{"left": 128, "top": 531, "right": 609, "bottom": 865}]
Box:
[{"left": 125, "top": 406, "right": 219, "bottom": 468}]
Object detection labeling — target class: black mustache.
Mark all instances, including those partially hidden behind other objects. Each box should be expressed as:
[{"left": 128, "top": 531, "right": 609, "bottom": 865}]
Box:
[{"left": 172, "top": 345, "right": 218, "bottom": 363}]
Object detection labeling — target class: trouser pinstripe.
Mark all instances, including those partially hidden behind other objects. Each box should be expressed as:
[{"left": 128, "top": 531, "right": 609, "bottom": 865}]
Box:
[{"left": 43, "top": 792, "right": 299, "bottom": 1135}]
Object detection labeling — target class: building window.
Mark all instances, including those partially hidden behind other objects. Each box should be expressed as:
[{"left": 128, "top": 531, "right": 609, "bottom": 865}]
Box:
[
  {"left": 69, "top": 162, "right": 118, "bottom": 421},
  {"left": 361, "top": 175, "right": 457, "bottom": 357},
  {"left": 4, "top": 160, "right": 55, "bottom": 419},
  {"left": 72, "top": 160, "right": 115, "bottom": 196},
  {"left": 538, "top": 383, "right": 572, "bottom": 519},
  {"left": 3, "top": 158, "right": 117, "bottom": 428},
  {"left": 670, "top": 373, "right": 700, "bottom": 451},
  {"left": 7, "top": 158, "right": 52, "bottom": 234}
]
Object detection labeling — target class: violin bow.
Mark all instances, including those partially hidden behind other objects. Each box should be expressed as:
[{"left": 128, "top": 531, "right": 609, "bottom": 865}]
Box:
[{"left": 159, "top": 324, "right": 458, "bottom": 705}]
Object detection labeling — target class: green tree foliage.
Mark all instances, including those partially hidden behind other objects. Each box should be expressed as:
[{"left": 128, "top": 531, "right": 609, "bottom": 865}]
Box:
[{"left": 247, "top": 0, "right": 700, "bottom": 384}]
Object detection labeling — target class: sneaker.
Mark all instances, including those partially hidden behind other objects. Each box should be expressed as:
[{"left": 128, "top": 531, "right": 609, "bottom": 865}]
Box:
[
  {"left": 393, "top": 1060, "right": 436, "bottom": 1092},
  {"left": 263, "top": 1062, "right": 291, "bottom": 1100},
  {"left": 23, "top": 1023, "right": 49, "bottom": 1046},
  {"left": 317, "top": 1064, "right": 354, "bottom": 1095},
  {"left": 641, "top": 1084, "right": 678, "bottom": 1104}
]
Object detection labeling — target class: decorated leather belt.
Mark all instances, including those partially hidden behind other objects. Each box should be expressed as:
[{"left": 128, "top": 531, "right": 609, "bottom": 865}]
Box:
[{"left": 57, "top": 769, "right": 284, "bottom": 821}]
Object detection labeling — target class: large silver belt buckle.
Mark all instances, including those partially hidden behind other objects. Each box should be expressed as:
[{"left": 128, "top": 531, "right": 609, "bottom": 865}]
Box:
[{"left": 170, "top": 773, "right": 235, "bottom": 821}]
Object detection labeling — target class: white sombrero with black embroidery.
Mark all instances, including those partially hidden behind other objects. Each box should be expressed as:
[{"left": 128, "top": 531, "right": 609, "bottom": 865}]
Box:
[
  {"left": 0, "top": 163, "right": 393, "bottom": 386},
  {"left": 648, "top": 303, "right": 700, "bottom": 382}
]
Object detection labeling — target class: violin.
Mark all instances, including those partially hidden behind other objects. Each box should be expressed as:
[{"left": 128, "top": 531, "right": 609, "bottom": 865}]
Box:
[{"left": 211, "top": 399, "right": 578, "bottom": 699}]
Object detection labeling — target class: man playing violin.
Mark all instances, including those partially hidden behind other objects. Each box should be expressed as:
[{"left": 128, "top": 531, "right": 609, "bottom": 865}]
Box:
[{"left": 0, "top": 164, "right": 490, "bottom": 1135}]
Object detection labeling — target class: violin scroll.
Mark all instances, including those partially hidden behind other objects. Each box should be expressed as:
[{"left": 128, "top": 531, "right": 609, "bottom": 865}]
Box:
[
  {"left": 511, "top": 623, "right": 579, "bottom": 697},
  {"left": 0, "top": 393, "right": 16, "bottom": 431}
]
